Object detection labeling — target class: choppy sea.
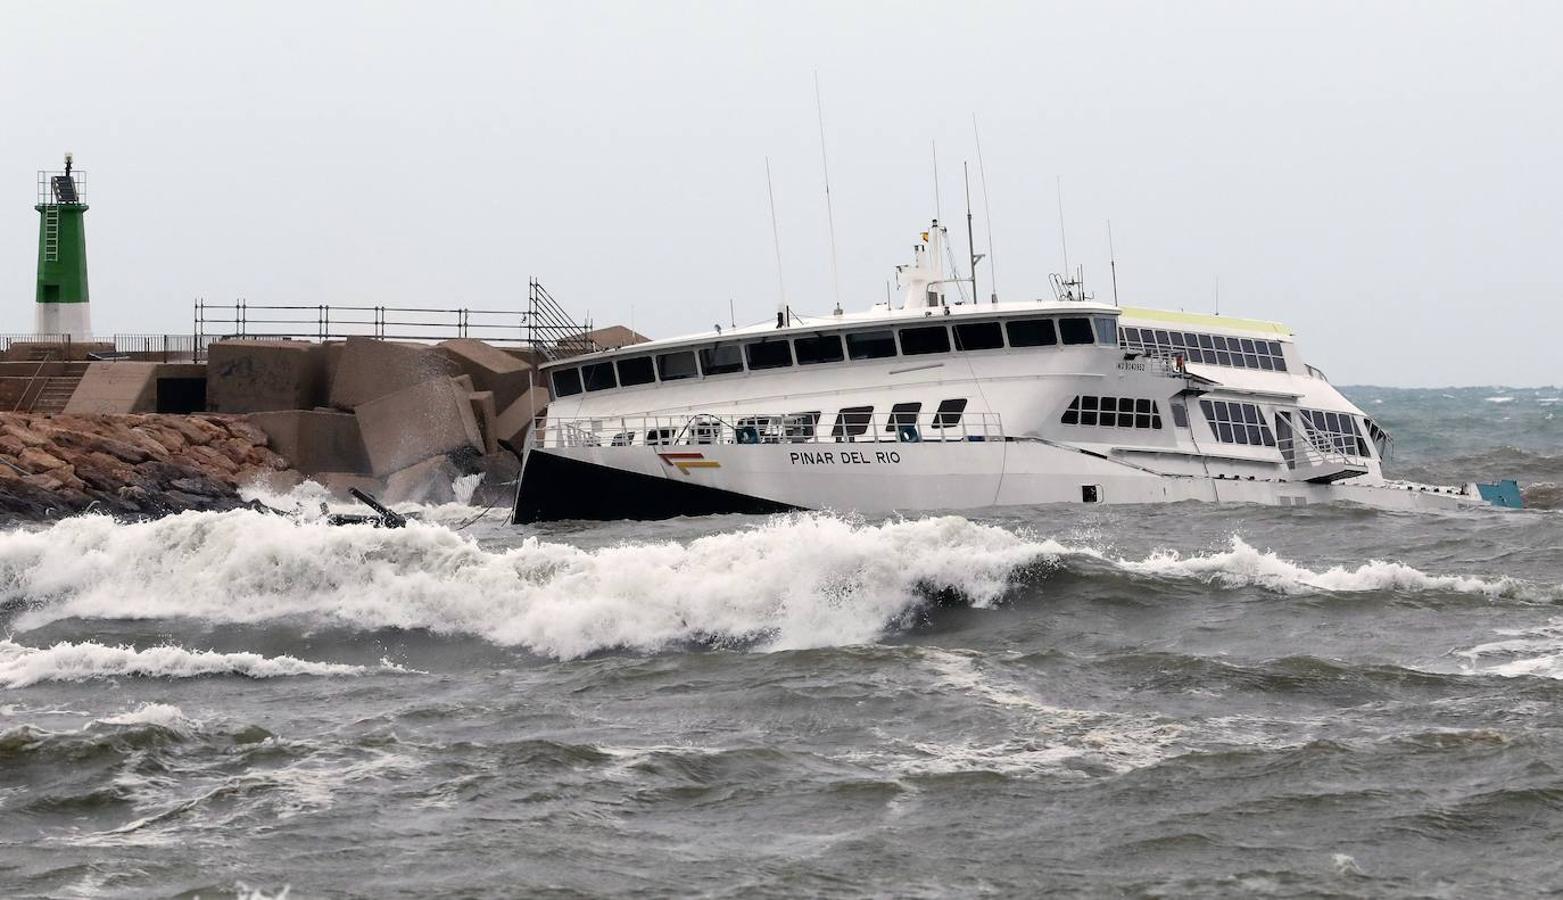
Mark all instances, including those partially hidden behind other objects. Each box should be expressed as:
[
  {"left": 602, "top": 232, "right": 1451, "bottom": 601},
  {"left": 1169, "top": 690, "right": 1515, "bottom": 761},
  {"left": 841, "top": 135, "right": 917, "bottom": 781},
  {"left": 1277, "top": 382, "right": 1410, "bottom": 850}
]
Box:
[{"left": 2, "top": 385, "right": 1561, "bottom": 898}]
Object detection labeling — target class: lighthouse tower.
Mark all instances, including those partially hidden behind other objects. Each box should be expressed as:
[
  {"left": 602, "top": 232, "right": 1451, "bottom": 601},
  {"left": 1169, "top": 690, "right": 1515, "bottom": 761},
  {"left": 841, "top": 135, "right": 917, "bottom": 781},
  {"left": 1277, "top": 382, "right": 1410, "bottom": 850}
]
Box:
[{"left": 34, "top": 153, "right": 92, "bottom": 339}]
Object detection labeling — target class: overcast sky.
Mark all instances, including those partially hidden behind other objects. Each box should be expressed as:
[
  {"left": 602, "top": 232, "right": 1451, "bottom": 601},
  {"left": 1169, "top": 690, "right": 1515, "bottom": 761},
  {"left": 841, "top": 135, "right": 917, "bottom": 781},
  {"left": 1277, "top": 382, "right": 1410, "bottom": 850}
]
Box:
[{"left": 3, "top": 1, "right": 1559, "bottom": 386}]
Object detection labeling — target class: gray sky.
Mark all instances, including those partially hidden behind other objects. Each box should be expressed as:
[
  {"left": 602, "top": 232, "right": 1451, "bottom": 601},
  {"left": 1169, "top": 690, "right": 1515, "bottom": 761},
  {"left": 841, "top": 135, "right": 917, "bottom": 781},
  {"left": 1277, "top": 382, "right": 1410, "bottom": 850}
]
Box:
[{"left": 4, "top": 1, "right": 1559, "bottom": 386}]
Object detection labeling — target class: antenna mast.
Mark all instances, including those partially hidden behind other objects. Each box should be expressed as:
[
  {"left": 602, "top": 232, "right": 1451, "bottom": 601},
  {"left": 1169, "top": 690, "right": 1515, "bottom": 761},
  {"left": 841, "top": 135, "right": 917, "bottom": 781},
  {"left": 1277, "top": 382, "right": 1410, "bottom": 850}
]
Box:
[
  {"left": 931, "top": 141, "right": 941, "bottom": 221},
  {"left": 765, "top": 157, "right": 787, "bottom": 327},
  {"left": 814, "top": 72, "right": 842, "bottom": 313},
  {"left": 1055, "top": 176, "right": 1070, "bottom": 276},
  {"left": 972, "top": 115, "right": 997, "bottom": 303},
  {"left": 1107, "top": 220, "right": 1119, "bottom": 307},
  {"left": 964, "top": 162, "right": 979, "bottom": 307}
]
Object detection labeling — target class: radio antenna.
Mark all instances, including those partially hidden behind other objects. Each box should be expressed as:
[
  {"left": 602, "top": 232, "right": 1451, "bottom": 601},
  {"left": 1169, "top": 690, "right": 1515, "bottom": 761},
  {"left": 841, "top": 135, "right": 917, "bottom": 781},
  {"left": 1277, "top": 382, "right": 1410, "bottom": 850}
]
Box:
[
  {"left": 931, "top": 141, "right": 942, "bottom": 220},
  {"left": 814, "top": 71, "right": 842, "bottom": 312},
  {"left": 1107, "top": 220, "right": 1120, "bottom": 307},
  {"left": 1214, "top": 276, "right": 1221, "bottom": 316},
  {"left": 964, "top": 162, "right": 979, "bottom": 307},
  {"left": 972, "top": 114, "right": 997, "bottom": 303},
  {"left": 1055, "top": 176, "right": 1070, "bottom": 276},
  {"left": 765, "top": 157, "right": 787, "bottom": 326}
]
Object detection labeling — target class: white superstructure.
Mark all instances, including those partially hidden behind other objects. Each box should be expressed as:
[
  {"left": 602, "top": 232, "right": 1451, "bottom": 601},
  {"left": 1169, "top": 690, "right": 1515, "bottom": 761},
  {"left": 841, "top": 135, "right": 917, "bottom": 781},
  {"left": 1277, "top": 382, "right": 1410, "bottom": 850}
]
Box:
[{"left": 513, "top": 220, "right": 1515, "bottom": 522}]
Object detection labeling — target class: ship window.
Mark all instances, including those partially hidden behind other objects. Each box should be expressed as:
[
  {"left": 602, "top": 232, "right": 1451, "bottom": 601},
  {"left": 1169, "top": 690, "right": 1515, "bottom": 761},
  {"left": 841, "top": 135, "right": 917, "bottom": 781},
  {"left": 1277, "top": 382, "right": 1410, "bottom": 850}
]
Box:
[
  {"left": 933, "top": 398, "right": 968, "bottom": 428},
  {"left": 1060, "top": 318, "right": 1096, "bottom": 345},
  {"left": 1199, "top": 399, "right": 1276, "bottom": 446},
  {"left": 551, "top": 368, "right": 583, "bottom": 397},
  {"left": 794, "top": 334, "right": 845, "bottom": 365},
  {"left": 745, "top": 339, "right": 793, "bottom": 370},
  {"left": 656, "top": 350, "right": 698, "bottom": 381},
  {"left": 1007, "top": 318, "right": 1058, "bottom": 347},
  {"left": 646, "top": 428, "right": 675, "bottom": 446},
  {"left": 699, "top": 342, "right": 744, "bottom": 376},
  {"left": 784, "top": 411, "right": 820, "bottom": 442},
  {"left": 832, "top": 406, "right": 874, "bottom": 439},
  {"left": 846, "top": 330, "right": 898, "bottom": 360},
  {"left": 1171, "top": 401, "right": 1189, "bottom": 427},
  {"left": 900, "top": 325, "right": 951, "bottom": 355},
  {"left": 582, "top": 361, "right": 618, "bottom": 392},
  {"left": 1094, "top": 317, "right": 1118, "bottom": 345},
  {"left": 1299, "top": 409, "right": 1370, "bottom": 457},
  {"left": 886, "top": 401, "right": 922, "bottom": 432},
  {"left": 610, "top": 431, "right": 636, "bottom": 446},
  {"left": 1060, "top": 396, "right": 1163, "bottom": 429},
  {"left": 616, "top": 356, "right": 656, "bottom": 387},
  {"left": 953, "top": 321, "right": 1004, "bottom": 351}
]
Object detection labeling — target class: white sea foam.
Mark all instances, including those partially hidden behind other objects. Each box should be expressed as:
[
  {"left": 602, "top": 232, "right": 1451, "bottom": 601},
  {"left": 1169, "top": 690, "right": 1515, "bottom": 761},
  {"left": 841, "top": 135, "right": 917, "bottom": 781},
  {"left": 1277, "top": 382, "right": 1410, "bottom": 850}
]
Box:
[
  {"left": 98, "top": 702, "right": 192, "bottom": 730},
  {"left": 1456, "top": 620, "right": 1563, "bottom": 678},
  {"left": 0, "top": 512, "right": 1546, "bottom": 660},
  {"left": 0, "top": 639, "right": 383, "bottom": 688},
  {"left": 1118, "top": 535, "right": 1540, "bottom": 598},
  {"left": 0, "top": 511, "right": 1060, "bottom": 658},
  {"left": 1485, "top": 396, "right": 1515, "bottom": 404}
]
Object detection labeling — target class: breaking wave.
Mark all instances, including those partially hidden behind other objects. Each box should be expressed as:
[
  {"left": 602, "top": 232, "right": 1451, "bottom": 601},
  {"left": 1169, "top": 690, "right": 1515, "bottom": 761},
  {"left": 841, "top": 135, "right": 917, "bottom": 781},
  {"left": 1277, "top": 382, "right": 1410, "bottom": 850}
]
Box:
[
  {"left": 0, "top": 511, "right": 1553, "bottom": 660},
  {"left": 0, "top": 639, "right": 386, "bottom": 688}
]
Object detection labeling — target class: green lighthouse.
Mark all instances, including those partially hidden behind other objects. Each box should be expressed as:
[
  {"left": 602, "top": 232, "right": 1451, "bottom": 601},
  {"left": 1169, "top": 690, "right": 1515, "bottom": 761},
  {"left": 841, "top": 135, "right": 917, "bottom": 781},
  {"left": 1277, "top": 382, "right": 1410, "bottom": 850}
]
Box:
[{"left": 35, "top": 153, "right": 92, "bottom": 339}]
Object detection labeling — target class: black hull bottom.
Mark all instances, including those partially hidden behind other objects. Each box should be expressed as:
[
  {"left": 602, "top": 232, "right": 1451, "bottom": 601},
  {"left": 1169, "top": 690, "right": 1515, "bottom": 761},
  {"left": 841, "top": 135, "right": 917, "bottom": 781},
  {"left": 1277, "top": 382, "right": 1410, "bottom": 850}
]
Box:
[{"left": 511, "top": 450, "right": 802, "bottom": 524}]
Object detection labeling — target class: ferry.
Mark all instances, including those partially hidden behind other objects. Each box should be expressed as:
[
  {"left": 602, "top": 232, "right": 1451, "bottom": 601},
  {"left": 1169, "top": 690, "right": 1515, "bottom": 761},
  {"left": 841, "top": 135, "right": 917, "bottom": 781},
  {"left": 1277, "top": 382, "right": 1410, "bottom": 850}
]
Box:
[{"left": 512, "top": 221, "right": 1522, "bottom": 522}]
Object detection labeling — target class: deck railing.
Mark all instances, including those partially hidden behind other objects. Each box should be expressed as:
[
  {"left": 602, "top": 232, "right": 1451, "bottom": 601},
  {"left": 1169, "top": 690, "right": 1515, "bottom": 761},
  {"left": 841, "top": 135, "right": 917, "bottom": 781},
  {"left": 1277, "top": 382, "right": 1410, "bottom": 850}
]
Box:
[{"left": 530, "top": 411, "right": 1005, "bottom": 449}]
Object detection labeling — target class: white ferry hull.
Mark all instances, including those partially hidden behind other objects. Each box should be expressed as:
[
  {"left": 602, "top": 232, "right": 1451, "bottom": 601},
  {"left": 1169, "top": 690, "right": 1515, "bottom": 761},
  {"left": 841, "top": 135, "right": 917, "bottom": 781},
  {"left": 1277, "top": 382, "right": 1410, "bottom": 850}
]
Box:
[{"left": 512, "top": 442, "right": 1481, "bottom": 523}]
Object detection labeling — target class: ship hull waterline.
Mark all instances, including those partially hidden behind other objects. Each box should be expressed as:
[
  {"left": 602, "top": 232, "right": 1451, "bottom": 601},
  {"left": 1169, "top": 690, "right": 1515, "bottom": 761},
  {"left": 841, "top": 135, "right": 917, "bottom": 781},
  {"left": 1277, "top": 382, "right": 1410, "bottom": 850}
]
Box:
[{"left": 511, "top": 441, "right": 1479, "bottom": 524}]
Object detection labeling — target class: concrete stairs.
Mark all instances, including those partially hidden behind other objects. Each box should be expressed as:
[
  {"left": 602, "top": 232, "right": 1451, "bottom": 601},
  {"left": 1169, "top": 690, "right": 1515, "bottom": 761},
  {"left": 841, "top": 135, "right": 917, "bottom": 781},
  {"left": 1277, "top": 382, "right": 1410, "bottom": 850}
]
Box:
[{"left": 22, "top": 363, "right": 89, "bottom": 413}]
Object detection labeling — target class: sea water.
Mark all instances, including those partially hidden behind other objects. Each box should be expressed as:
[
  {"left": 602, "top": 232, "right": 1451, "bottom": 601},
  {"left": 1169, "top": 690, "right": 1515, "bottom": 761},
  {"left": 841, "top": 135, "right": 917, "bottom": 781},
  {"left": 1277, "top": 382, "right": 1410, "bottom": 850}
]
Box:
[{"left": 1, "top": 386, "right": 1561, "bottom": 897}]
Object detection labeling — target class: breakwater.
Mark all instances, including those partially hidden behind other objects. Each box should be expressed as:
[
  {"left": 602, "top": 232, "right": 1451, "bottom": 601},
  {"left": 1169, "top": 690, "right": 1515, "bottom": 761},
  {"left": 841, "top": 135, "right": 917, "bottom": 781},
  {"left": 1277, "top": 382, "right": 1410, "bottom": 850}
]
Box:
[{"left": 0, "top": 412, "right": 293, "bottom": 521}]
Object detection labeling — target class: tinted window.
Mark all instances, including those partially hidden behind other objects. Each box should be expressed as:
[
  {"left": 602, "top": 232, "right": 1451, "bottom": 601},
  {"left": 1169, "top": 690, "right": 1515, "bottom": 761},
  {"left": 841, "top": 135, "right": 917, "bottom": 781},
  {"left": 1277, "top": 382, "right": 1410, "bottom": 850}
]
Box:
[
  {"left": 1006, "top": 318, "right": 1057, "bottom": 347},
  {"left": 582, "top": 361, "right": 617, "bottom": 392},
  {"left": 832, "top": 406, "right": 873, "bottom": 438},
  {"left": 886, "top": 401, "right": 922, "bottom": 432},
  {"left": 900, "top": 326, "right": 951, "bottom": 355},
  {"left": 551, "top": 368, "right": 582, "bottom": 397},
  {"left": 1094, "top": 317, "right": 1118, "bottom": 345},
  {"left": 1060, "top": 318, "right": 1096, "bottom": 345},
  {"left": 616, "top": 356, "right": 655, "bottom": 386},
  {"left": 846, "top": 330, "right": 897, "bottom": 360},
  {"left": 656, "top": 350, "right": 697, "bottom": 381},
  {"left": 784, "top": 411, "right": 820, "bottom": 442},
  {"left": 953, "top": 321, "right": 1004, "bottom": 351},
  {"left": 794, "top": 334, "right": 845, "bottom": 365},
  {"left": 745, "top": 339, "right": 793, "bottom": 370},
  {"left": 932, "top": 398, "right": 968, "bottom": 428},
  {"left": 699, "top": 343, "right": 744, "bottom": 375}
]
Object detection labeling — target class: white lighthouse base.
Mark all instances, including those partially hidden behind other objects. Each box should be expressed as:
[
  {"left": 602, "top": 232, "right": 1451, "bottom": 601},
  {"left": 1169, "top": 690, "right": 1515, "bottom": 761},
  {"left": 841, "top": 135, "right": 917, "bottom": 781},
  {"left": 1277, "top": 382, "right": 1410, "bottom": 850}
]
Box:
[{"left": 35, "top": 302, "right": 92, "bottom": 342}]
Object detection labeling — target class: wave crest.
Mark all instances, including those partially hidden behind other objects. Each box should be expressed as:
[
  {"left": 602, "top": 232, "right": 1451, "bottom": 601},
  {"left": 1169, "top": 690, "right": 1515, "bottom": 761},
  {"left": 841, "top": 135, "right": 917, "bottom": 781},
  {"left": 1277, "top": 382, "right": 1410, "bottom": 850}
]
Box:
[{"left": 0, "top": 639, "right": 381, "bottom": 688}]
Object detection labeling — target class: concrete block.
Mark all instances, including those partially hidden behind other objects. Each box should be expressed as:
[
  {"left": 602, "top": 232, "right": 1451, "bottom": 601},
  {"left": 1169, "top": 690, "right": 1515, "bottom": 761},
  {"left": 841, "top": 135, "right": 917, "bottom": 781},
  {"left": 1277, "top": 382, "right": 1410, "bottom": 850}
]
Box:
[
  {"left": 247, "top": 409, "right": 372, "bottom": 475},
  {"left": 434, "top": 339, "right": 535, "bottom": 411},
  {"left": 354, "top": 377, "right": 484, "bottom": 476},
  {"left": 382, "top": 456, "right": 461, "bottom": 506},
  {"left": 494, "top": 385, "right": 551, "bottom": 448},
  {"left": 206, "top": 340, "right": 328, "bottom": 413},
  {"left": 468, "top": 390, "right": 498, "bottom": 455},
  {"left": 63, "top": 362, "right": 159, "bottom": 414},
  {"left": 328, "top": 337, "right": 457, "bottom": 410}
]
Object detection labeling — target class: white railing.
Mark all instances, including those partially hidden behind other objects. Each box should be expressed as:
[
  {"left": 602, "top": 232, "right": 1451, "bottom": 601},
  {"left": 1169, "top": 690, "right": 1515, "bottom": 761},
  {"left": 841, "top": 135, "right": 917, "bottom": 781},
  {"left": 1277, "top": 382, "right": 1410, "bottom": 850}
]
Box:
[{"left": 529, "top": 411, "right": 1005, "bottom": 449}]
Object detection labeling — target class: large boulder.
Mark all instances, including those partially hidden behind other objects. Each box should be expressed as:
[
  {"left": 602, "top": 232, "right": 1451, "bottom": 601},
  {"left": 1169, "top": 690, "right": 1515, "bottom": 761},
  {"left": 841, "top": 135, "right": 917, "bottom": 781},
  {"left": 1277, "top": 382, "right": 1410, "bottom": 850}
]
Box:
[
  {"left": 382, "top": 456, "right": 462, "bottom": 505},
  {"left": 354, "top": 377, "right": 484, "bottom": 476},
  {"left": 328, "top": 337, "right": 458, "bottom": 411},
  {"left": 206, "top": 340, "right": 328, "bottom": 413},
  {"left": 493, "top": 385, "right": 551, "bottom": 449}
]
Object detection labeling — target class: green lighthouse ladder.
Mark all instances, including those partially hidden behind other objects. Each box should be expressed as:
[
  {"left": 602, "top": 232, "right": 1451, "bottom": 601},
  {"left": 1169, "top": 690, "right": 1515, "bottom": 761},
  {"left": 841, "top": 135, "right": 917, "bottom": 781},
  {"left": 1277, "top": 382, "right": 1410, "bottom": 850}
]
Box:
[{"left": 42, "top": 206, "right": 59, "bottom": 263}]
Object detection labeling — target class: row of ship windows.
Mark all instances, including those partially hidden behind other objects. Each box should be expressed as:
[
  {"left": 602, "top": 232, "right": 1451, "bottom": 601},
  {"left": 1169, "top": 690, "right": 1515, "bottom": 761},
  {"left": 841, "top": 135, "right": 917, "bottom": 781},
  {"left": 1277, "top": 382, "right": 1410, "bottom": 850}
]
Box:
[
  {"left": 1200, "top": 400, "right": 1375, "bottom": 457},
  {"left": 1120, "top": 327, "right": 1289, "bottom": 372},
  {"left": 551, "top": 316, "right": 1120, "bottom": 397},
  {"left": 1060, "top": 395, "right": 1164, "bottom": 430},
  {"left": 622, "top": 399, "right": 972, "bottom": 445}
]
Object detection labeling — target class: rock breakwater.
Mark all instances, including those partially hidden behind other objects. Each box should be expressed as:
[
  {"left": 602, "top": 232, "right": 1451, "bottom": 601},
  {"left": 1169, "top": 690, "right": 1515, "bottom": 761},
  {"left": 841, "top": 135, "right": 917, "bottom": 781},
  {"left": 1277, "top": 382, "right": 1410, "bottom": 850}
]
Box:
[{"left": 0, "top": 412, "right": 296, "bottom": 522}]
